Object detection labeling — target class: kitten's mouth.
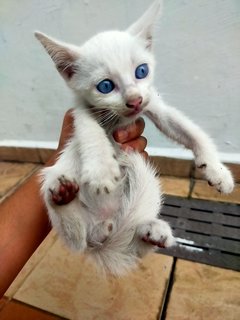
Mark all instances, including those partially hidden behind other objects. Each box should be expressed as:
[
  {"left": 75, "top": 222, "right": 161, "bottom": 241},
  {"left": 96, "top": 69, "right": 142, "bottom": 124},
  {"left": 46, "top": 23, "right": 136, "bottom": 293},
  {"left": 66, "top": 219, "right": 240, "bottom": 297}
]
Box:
[{"left": 125, "top": 107, "right": 143, "bottom": 117}]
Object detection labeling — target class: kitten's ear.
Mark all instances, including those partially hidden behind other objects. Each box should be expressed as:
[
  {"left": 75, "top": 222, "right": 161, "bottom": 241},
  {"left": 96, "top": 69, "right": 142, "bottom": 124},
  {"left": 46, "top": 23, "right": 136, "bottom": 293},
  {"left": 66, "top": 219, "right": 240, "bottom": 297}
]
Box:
[
  {"left": 127, "top": 0, "right": 162, "bottom": 50},
  {"left": 34, "top": 31, "right": 80, "bottom": 81}
]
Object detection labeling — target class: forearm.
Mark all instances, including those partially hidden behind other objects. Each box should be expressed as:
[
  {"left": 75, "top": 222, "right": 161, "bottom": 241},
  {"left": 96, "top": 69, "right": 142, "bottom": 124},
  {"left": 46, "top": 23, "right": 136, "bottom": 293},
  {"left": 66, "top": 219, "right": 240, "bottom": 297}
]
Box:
[{"left": 0, "top": 160, "right": 54, "bottom": 297}]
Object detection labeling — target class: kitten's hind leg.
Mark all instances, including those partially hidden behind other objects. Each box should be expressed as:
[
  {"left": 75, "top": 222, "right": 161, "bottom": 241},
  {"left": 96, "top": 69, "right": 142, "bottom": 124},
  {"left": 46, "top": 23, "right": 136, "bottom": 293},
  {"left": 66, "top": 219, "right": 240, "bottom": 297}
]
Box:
[
  {"left": 55, "top": 199, "right": 88, "bottom": 252},
  {"left": 136, "top": 219, "right": 175, "bottom": 249}
]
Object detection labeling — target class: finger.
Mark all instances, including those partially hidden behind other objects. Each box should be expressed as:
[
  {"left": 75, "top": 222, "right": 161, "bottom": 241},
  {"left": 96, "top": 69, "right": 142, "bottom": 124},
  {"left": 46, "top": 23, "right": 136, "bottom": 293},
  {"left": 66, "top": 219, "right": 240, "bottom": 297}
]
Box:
[
  {"left": 121, "top": 136, "right": 147, "bottom": 153},
  {"left": 113, "top": 117, "right": 145, "bottom": 143}
]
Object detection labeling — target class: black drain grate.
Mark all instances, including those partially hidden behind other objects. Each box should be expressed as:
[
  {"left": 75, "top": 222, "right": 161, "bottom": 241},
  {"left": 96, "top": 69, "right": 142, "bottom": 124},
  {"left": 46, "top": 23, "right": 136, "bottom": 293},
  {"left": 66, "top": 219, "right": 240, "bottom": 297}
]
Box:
[{"left": 158, "top": 196, "right": 240, "bottom": 271}]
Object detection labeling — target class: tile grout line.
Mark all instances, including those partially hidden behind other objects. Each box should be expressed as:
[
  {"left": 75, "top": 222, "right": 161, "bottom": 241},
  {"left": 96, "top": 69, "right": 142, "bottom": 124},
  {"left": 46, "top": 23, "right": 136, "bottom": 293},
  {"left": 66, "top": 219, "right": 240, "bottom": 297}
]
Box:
[
  {"left": 188, "top": 162, "right": 196, "bottom": 198},
  {"left": 158, "top": 257, "right": 177, "bottom": 320},
  {"left": 158, "top": 185, "right": 190, "bottom": 319},
  {"left": 188, "top": 178, "right": 196, "bottom": 198}
]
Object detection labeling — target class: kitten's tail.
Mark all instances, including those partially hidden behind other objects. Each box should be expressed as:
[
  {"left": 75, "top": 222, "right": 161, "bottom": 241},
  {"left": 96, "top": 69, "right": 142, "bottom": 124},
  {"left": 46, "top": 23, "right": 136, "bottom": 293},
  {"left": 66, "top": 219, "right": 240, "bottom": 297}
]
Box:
[{"left": 87, "top": 152, "right": 163, "bottom": 276}]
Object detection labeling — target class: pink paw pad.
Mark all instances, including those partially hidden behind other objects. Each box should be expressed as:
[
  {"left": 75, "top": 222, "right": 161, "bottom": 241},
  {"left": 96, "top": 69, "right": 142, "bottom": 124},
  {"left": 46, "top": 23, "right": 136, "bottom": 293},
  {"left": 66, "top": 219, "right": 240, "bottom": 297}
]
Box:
[{"left": 50, "top": 176, "right": 79, "bottom": 205}]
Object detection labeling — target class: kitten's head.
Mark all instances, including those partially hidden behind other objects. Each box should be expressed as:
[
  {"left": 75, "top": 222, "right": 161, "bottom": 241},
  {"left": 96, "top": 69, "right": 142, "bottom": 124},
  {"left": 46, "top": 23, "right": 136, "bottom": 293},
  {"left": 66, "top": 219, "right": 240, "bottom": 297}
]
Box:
[{"left": 35, "top": 0, "right": 161, "bottom": 121}]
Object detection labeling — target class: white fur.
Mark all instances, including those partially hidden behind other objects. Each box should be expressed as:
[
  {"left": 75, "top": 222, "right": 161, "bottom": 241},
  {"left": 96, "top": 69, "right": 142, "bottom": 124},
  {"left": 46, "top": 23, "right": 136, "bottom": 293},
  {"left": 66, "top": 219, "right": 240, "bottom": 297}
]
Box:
[{"left": 36, "top": 0, "right": 234, "bottom": 275}]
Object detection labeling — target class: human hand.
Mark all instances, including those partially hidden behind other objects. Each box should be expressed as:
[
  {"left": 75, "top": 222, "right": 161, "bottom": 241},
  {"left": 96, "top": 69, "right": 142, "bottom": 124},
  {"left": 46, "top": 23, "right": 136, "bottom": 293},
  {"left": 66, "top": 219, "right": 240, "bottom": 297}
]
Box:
[{"left": 113, "top": 118, "right": 148, "bottom": 158}]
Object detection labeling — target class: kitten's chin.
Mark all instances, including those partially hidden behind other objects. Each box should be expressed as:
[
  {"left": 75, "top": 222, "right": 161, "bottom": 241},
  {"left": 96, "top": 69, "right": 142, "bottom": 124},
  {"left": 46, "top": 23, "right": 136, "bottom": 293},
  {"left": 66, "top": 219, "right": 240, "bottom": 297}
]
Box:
[{"left": 124, "top": 108, "right": 143, "bottom": 118}]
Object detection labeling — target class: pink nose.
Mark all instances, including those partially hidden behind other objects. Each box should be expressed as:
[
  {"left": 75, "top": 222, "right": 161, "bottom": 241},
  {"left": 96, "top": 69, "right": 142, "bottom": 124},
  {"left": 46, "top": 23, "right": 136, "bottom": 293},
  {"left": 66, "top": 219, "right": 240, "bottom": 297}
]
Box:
[{"left": 126, "top": 96, "right": 143, "bottom": 109}]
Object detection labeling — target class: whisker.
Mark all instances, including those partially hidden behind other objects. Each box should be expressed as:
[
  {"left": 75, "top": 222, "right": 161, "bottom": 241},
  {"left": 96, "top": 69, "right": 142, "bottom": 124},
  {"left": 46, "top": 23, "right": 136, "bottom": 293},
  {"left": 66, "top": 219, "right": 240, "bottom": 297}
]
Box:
[
  {"left": 99, "top": 112, "right": 116, "bottom": 126},
  {"left": 107, "top": 115, "right": 119, "bottom": 131},
  {"left": 99, "top": 112, "right": 118, "bottom": 128},
  {"left": 94, "top": 112, "right": 114, "bottom": 123},
  {"left": 71, "top": 107, "right": 120, "bottom": 129}
]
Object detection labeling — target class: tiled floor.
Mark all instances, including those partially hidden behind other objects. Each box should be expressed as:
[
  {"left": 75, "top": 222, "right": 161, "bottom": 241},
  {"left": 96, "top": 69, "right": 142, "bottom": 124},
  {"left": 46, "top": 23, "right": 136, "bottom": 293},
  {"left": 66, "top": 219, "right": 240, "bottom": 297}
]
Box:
[{"left": 1, "top": 161, "right": 240, "bottom": 320}]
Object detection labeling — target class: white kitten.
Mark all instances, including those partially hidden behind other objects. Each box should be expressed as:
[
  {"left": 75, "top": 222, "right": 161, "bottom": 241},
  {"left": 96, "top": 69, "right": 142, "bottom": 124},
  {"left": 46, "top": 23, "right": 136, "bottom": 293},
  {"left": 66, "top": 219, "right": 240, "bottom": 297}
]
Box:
[{"left": 35, "top": 0, "right": 234, "bottom": 275}]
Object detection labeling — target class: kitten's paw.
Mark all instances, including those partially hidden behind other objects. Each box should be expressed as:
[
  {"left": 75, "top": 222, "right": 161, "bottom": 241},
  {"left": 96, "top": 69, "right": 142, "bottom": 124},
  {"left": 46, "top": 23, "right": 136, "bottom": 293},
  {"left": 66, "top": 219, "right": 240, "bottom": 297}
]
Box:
[
  {"left": 137, "top": 220, "right": 175, "bottom": 248},
  {"left": 196, "top": 161, "right": 234, "bottom": 194},
  {"left": 81, "top": 155, "right": 121, "bottom": 194},
  {"left": 49, "top": 175, "right": 79, "bottom": 205}
]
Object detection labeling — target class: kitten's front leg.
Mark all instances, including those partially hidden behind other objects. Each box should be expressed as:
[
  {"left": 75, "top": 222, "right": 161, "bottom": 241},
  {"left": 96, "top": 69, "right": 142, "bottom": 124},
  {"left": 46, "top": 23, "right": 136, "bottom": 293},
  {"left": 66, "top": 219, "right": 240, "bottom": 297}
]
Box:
[
  {"left": 73, "top": 109, "right": 121, "bottom": 195},
  {"left": 145, "top": 90, "right": 234, "bottom": 193}
]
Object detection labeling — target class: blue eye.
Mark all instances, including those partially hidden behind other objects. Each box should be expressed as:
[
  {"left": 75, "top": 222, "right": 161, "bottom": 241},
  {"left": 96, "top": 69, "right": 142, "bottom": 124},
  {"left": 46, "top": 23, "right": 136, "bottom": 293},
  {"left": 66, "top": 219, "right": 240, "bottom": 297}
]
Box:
[
  {"left": 135, "top": 63, "right": 149, "bottom": 79},
  {"left": 96, "top": 79, "right": 115, "bottom": 94}
]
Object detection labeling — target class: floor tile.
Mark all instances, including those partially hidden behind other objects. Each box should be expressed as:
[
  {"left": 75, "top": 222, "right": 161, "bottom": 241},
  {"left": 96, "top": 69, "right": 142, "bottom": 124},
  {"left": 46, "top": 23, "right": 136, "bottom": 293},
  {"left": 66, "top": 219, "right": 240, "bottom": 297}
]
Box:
[
  {"left": 166, "top": 260, "right": 240, "bottom": 320},
  {"left": 192, "top": 180, "right": 240, "bottom": 204},
  {"left": 5, "top": 231, "right": 57, "bottom": 298},
  {"left": 14, "top": 239, "right": 173, "bottom": 320},
  {"left": 0, "top": 300, "right": 65, "bottom": 320},
  {"left": 0, "top": 162, "right": 37, "bottom": 200},
  {"left": 160, "top": 176, "right": 190, "bottom": 197}
]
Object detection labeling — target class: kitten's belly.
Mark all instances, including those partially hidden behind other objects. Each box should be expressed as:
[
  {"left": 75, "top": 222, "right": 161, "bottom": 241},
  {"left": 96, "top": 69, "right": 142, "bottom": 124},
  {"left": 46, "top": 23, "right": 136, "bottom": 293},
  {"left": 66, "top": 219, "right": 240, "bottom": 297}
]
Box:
[
  {"left": 98, "top": 206, "right": 118, "bottom": 220},
  {"left": 82, "top": 193, "right": 121, "bottom": 220}
]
